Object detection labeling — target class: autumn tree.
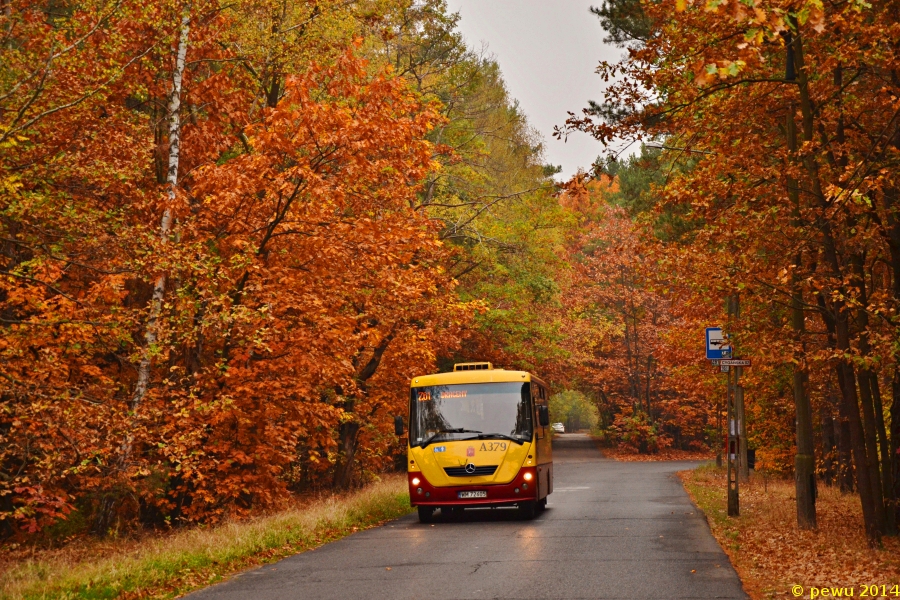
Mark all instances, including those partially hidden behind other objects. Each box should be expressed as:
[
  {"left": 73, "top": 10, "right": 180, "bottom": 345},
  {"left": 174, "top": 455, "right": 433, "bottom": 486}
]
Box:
[
  {"left": 368, "top": 0, "right": 580, "bottom": 375},
  {"left": 569, "top": 0, "right": 900, "bottom": 544},
  {"left": 0, "top": 0, "right": 474, "bottom": 536},
  {"left": 3, "top": 0, "right": 590, "bottom": 539}
]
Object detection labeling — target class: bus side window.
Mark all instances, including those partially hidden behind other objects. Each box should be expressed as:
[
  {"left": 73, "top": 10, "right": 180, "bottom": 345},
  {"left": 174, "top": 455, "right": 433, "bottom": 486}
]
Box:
[{"left": 534, "top": 383, "right": 545, "bottom": 439}]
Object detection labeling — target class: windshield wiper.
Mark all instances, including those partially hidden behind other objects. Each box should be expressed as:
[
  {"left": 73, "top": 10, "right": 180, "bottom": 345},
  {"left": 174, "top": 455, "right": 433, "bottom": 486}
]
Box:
[
  {"left": 418, "top": 429, "right": 483, "bottom": 448},
  {"left": 476, "top": 433, "right": 526, "bottom": 445}
]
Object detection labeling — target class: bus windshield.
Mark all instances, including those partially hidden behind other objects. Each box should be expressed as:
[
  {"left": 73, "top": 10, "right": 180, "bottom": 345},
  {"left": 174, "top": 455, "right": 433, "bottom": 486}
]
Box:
[{"left": 409, "top": 382, "right": 532, "bottom": 447}]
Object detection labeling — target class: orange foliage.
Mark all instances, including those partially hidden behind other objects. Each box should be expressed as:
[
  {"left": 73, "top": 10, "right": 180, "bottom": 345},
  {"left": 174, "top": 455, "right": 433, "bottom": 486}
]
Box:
[
  {"left": 0, "top": 0, "right": 470, "bottom": 537},
  {"left": 559, "top": 177, "right": 718, "bottom": 453},
  {"left": 564, "top": 0, "right": 900, "bottom": 543}
]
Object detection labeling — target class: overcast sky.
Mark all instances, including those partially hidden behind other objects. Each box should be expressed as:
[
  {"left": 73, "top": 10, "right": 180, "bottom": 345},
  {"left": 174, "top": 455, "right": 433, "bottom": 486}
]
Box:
[{"left": 444, "top": 0, "right": 623, "bottom": 180}]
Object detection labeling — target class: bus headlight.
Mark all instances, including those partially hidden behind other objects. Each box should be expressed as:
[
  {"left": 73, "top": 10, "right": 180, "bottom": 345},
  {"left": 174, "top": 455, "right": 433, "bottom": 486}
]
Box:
[
  {"left": 523, "top": 472, "right": 533, "bottom": 481},
  {"left": 412, "top": 477, "right": 421, "bottom": 486}
]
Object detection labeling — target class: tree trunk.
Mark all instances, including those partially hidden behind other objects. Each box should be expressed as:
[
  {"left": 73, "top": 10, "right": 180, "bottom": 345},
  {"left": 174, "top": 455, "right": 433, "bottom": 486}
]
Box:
[
  {"left": 868, "top": 372, "right": 896, "bottom": 535},
  {"left": 820, "top": 293, "right": 880, "bottom": 541},
  {"left": 333, "top": 421, "right": 362, "bottom": 489},
  {"left": 793, "top": 26, "right": 881, "bottom": 543},
  {"left": 881, "top": 199, "right": 900, "bottom": 530},
  {"left": 892, "top": 370, "right": 900, "bottom": 528},
  {"left": 332, "top": 328, "right": 397, "bottom": 489},
  {"left": 784, "top": 99, "right": 815, "bottom": 528},
  {"left": 95, "top": 8, "right": 190, "bottom": 534},
  {"left": 838, "top": 360, "right": 884, "bottom": 543},
  {"left": 851, "top": 253, "right": 890, "bottom": 534},
  {"left": 836, "top": 401, "right": 855, "bottom": 493},
  {"left": 130, "top": 6, "right": 191, "bottom": 415},
  {"left": 793, "top": 353, "right": 815, "bottom": 527},
  {"left": 821, "top": 407, "right": 835, "bottom": 486}
]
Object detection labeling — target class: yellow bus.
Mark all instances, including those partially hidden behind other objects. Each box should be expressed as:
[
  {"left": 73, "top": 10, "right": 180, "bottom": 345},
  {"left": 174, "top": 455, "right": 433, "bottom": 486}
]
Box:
[{"left": 395, "top": 362, "right": 553, "bottom": 522}]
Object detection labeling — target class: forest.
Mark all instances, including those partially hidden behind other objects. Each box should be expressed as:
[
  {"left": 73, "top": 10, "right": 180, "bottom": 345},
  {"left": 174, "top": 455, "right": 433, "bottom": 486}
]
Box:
[
  {"left": 1, "top": 0, "right": 899, "bottom": 553},
  {"left": 567, "top": 0, "right": 900, "bottom": 546}
]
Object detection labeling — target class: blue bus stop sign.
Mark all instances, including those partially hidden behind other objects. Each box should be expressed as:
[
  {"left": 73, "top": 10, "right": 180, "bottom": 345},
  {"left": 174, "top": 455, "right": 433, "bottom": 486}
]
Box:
[{"left": 706, "top": 327, "right": 731, "bottom": 360}]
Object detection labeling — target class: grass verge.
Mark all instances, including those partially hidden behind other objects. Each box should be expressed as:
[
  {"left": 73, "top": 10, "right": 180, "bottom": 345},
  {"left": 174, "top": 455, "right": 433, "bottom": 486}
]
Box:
[
  {"left": 0, "top": 475, "right": 413, "bottom": 600},
  {"left": 679, "top": 464, "right": 900, "bottom": 599}
]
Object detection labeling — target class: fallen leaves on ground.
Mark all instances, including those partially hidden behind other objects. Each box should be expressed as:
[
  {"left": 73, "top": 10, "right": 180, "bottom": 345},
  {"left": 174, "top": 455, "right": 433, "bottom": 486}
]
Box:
[
  {"left": 601, "top": 445, "right": 715, "bottom": 462},
  {"left": 680, "top": 466, "right": 900, "bottom": 599}
]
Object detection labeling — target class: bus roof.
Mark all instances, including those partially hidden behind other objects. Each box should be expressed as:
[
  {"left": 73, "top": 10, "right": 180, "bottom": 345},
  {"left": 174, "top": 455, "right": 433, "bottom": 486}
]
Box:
[{"left": 410, "top": 369, "right": 546, "bottom": 388}]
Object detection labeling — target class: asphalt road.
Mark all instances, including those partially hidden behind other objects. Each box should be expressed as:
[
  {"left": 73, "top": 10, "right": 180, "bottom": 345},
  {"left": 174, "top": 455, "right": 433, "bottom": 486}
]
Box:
[{"left": 187, "top": 433, "right": 747, "bottom": 600}]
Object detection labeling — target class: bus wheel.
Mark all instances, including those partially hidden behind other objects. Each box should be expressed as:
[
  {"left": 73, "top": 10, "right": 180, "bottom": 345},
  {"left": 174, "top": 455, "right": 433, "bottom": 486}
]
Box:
[
  {"left": 518, "top": 501, "right": 537, "bottom": 520},
  {"left": 417, "top": 506, "right": 434, "bottom": 523},
  {"left": 538, "top": 498, "right": 548, "bottom": 511}
]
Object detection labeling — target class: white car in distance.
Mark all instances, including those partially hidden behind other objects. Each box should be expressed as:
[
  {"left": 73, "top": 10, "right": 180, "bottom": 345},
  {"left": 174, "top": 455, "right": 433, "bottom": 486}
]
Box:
[{"left": 551, "top": 422, "right": 565, "bottom": 434}]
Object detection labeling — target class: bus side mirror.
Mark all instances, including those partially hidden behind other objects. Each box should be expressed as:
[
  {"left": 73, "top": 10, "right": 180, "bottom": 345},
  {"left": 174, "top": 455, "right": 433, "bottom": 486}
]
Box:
[
  {"left": 394, "top": 415, "right": 405, "bottom": 436},
  {"left": 538, "top": 406, "right": 550, "bottom": 427}
]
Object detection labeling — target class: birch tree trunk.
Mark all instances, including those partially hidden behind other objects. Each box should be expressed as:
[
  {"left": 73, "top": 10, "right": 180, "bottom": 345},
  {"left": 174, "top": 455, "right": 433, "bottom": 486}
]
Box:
[
  {"left": 96, "top": 7, "right": 191, "bottom": 532},
  {"left": 130, "top": 6, "right": 191, "bottom": 414}
]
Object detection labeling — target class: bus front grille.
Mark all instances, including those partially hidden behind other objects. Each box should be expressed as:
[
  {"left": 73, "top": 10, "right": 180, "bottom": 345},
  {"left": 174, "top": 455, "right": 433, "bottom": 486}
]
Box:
[{"left": 444, "top": 465, "right": 498, "bottom": 477}]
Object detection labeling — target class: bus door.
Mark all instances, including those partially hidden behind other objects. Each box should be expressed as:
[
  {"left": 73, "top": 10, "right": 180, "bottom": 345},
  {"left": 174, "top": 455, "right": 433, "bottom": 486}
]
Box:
[{"left": 532, "top": 383, "right": 553, "bottom": 499}]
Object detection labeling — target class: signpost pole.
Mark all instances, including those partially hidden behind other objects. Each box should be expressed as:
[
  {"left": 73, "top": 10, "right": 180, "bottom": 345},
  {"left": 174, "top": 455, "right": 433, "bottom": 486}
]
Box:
[
  {"left": 737, "top": 365, "right": 748, "bottom": 482},
  {"left": 716, "top": 395, "right": 722, "bottom": 468},
  {"left": 733, "top": 295, "right": 748, "bottom": 483},
  {"left": 707, "top": 327, "right": 726, "bottom": 469},
  {"left": 727, "top": 370, "right": 739, "bottom": 515},
  {"left": 706, "top": 322, "right": 750, "bottom": 510},
  {"left": 726, "top": 296, "right": 740, "bottom": 517}
]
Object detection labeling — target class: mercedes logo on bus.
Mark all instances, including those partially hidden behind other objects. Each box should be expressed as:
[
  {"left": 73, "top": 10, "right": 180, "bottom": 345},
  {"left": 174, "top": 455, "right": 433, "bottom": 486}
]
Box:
[{"left": 464, "top": 463, "right": 477, "bottom": 474}]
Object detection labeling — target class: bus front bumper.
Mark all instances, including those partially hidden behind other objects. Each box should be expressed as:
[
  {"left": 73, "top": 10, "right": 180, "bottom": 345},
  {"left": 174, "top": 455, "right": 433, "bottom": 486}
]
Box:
[{"left": 408, "top": 468, "right": 537, "bottom": 507}]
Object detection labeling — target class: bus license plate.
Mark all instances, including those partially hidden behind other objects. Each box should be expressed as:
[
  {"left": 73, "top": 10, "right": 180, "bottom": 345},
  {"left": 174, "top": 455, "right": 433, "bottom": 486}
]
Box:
[{"left": 458, "top": 491, "right": 487, "bottom": 499}]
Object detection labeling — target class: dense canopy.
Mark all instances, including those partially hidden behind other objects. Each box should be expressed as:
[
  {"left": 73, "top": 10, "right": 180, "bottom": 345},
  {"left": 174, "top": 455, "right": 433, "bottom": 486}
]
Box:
[{"left": 2, "top": 0, "right": 898, "bottom": 552}]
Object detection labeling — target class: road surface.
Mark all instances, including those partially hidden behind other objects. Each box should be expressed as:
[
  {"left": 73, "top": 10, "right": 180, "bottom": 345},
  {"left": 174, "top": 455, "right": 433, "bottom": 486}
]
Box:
[{"left": 187, "top": 433, "right": 747, "bottom": 600}]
